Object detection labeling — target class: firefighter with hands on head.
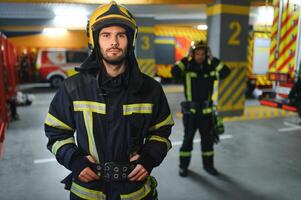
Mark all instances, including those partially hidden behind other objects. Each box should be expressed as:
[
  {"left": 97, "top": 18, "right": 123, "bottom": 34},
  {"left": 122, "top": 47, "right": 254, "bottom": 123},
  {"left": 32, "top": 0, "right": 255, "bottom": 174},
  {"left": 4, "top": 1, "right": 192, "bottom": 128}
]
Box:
[
  {"left": 172, "top": 41, "right": 230, "bottom": 177},
  {"left": 44, "top": 1, "right": 174, "bottom": 199}
]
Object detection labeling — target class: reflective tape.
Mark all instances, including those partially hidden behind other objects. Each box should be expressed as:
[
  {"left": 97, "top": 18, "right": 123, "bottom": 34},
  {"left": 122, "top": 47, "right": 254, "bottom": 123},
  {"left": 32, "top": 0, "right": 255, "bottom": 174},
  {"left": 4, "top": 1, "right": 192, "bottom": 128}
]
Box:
[
  {"left": 148, "top": 135, "right": 171, "bottom": 150},
  {"left": 185, "top": 72, "right": 197, "bottom": 101},
  {"left": 202, "top": 151, "right": 214, "bottom": 157},
  {"left": 83, "top": 111, "right": 100, "bottom": 164},
  {"left": 179, "top": 151, "right": 191, "bottom": 157},
  {"left": 45, "top": 113, "right": 74, "bottom": 131},
  {"left": 176, "top": 61, "right": 185, "bottom": 71},
  {"left": 51, "top": 137, "right": 75, "bottom": 155},
  {"left": 73, "top": 101, "right": 106, "bottom": 114},
  {"left": 123, "top": 104, "right": 153, "bottom": 115},
  {"left": 149, "top": 114, "right": 174, "bottom": 131},
  {"left": 120, "top": 177, "right": 152, "bottom": 200},
  {"left": 71, "top": 182, "right": 106, "bottom": 200}
]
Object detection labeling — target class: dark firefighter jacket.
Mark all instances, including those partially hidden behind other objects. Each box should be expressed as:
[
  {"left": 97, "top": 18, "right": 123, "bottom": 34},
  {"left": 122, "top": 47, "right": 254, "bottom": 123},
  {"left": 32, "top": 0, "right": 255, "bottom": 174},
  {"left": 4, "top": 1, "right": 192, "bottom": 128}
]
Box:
[
  {"left": 289, "top": 78, "right": 301, "bottom": 104},
  {"left": 44, "top": 51, "right": 174, "bottom": 199},
  {"left": 172, "top": 56, "right": 230, "bottom": 107}
]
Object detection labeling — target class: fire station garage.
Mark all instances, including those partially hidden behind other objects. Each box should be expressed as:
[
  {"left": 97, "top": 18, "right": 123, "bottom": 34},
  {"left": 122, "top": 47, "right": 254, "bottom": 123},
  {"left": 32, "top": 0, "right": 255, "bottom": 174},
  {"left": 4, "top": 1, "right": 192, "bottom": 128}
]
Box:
[{"left": 0, "top": 0, "right": 300, "bottom": 200}]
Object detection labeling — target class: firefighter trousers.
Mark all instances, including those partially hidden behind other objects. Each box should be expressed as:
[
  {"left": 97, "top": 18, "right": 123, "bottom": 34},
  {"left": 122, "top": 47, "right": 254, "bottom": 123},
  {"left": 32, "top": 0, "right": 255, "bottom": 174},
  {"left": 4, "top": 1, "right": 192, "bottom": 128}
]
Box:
[{"left": 179, "top": 113, "right": 214, "bottom": 169}]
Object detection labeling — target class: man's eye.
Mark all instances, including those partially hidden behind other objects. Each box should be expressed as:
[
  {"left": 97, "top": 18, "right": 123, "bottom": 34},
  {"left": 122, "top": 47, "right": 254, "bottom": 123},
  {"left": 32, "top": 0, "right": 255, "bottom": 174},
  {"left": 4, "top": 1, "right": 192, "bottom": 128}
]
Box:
[
  {"left": 101, "top": 34, "right": 109, "bottom": 38},
  {"left": 118, "top": 34, "right": 126, "bottom": 38}
]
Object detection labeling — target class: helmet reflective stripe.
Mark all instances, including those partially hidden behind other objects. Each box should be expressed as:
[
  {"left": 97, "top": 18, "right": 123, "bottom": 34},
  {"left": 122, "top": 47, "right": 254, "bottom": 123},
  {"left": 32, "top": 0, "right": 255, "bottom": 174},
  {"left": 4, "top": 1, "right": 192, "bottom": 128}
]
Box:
[{"left": 87, "top": 1, "right": 137, "bottom": 49}]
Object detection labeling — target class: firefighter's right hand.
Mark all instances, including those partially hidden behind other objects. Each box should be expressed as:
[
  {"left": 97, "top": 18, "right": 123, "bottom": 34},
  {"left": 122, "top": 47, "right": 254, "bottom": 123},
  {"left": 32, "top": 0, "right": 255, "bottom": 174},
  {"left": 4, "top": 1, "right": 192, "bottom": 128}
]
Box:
[{"left": 78, "top": 155, "right": 100, "bottom": 183}]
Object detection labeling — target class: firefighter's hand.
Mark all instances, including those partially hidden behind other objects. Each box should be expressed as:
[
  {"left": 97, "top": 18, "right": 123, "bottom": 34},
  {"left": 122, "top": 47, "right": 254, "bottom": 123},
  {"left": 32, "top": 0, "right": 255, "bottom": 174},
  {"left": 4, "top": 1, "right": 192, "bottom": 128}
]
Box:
[
  {"left": 78, "top": 155, "right": 100, "bottom": 183},
  {"left": 128, "top": 154, "right": 149, "bottom": 181},
  {"left": 211, "top": 131, "right": 220, "bottom": 144},
  {"left": 128, "top": 164, "right": 148, "bottom": 181}
]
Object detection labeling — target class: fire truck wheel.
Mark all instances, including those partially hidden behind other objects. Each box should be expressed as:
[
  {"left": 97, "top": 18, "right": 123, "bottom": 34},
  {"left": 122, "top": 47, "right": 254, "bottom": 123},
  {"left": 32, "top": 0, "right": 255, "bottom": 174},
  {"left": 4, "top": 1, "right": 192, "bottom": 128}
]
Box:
[{"left": 50, "top": 76, "right": 64, "bottom": 88}]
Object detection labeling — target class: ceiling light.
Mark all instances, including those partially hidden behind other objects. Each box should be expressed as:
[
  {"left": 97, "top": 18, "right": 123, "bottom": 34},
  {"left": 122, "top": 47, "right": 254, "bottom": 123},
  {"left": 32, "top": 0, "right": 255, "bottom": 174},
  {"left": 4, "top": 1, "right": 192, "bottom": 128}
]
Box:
[
  {"left": 43, "top": 28, "right": 67, "bottom": 35},
  {"left": 197, "top": 24, "right": 207, "bottom": 30}
]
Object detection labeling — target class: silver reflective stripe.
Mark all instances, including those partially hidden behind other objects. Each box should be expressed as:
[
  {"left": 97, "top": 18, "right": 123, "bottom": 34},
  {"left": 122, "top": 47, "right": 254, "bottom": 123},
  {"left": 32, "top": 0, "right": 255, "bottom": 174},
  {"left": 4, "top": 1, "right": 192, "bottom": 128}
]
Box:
[
  {"left": 149, "top": 114, "right": 174, "bottom": 131},
  {"left": 120, "top": 177, "right": 152, "bottom": 200},
  {"left": 123, "top": 104, "right": 153, "bottom": 115},
  {"left": 45, "top": 113, "right": 74, "bottom": 131},
  {"left": 51, "top": 137, "right": 75, "bottom": 155},
  {"left": 83, "top": 111, "right": 100, "bottom": 164},
  {"left": 73, "top": 101, "right": 106, "bottom": 114},
  {"left": 71, "top": 182, "right": 106, "bottom": 200}
]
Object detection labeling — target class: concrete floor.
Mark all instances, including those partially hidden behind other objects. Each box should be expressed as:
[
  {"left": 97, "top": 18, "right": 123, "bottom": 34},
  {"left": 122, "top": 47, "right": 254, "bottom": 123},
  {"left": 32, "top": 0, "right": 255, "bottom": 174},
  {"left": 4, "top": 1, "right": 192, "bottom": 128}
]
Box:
[{"left": 0, "top": 85, "right": 300, "bottom": 200}]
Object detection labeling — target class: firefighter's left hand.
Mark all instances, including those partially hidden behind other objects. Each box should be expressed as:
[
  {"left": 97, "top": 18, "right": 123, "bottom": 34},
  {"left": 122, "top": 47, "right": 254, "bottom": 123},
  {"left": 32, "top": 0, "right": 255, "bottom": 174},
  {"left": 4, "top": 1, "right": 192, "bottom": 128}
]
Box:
[{"left": 128, "top": 154, "right": 149, "bottom": 181}]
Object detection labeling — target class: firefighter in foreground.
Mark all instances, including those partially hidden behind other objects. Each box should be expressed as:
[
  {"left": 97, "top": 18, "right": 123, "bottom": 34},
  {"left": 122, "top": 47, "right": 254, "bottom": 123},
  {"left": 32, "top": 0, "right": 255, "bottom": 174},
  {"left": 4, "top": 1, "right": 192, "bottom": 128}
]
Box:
[
  {"left": 44, "top": 2, "right": 174, "bottom": 199},
  {"left": 172, "top": 41, "right": 230, "bottom": 177}
]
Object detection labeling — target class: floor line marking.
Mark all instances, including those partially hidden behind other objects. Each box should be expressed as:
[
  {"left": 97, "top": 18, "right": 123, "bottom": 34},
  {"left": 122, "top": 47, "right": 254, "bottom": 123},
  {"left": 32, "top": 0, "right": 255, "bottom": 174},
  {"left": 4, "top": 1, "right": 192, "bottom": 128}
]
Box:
[
  {"left": 278, "top": 122, "right": 301, "bottom": 132},
  {"left": 171, "top": 134, "right": 233, "bottom": 146},
  {"left": 34, "top": 158, "right": 56, "bottom": 164}
]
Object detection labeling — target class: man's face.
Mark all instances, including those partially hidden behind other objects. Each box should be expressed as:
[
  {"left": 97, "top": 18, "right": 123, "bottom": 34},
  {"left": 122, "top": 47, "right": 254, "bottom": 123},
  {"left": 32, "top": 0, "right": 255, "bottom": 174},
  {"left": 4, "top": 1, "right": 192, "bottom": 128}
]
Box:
[
  {"left": 193, "top": 48, "right": 206, "bottom": 64},
  {"left": 98, "top": 25, "right": 128, "bottom": 65}
]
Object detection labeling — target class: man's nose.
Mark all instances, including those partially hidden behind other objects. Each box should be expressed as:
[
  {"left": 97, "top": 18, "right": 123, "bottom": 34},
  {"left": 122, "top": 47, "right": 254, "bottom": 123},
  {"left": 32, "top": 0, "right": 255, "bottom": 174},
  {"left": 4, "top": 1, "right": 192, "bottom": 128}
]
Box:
[{"left": 111, "top": 36, "right": 118, "bottom": 46}]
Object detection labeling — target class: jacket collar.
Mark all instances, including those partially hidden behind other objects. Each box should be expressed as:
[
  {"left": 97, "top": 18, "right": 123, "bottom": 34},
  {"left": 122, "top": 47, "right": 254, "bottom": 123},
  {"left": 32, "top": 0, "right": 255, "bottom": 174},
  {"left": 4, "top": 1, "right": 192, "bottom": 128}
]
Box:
[{"left": 76, "top": 50, "right": 143, "bottom": 94}]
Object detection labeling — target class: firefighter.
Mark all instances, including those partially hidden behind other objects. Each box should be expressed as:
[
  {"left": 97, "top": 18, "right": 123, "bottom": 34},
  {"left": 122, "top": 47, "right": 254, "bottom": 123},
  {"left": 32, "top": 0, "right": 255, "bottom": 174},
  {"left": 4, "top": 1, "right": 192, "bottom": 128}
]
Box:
[
  {"left": 172, "top": 41, "right": 230, "bottom": 177},
  {"left": 44, "top": 1, "right": 174, "bottom": 199},
  {"left": 288, "top": 75, "right": 301, "bottom": 124}
]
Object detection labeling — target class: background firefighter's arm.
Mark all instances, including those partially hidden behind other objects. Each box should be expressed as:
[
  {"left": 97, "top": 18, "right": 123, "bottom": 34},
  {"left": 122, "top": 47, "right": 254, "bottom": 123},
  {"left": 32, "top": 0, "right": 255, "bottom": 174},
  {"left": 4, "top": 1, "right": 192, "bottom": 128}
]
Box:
[
  {"left": 44, "top": 84, "right": 90, "bottom": 177},
  {"left": 137, "top": 86, "right": 174, "bottom": 174},
  {"left": 171, "top": 57, "right": 189, "bottom": 80},
  {"left": 211, "top": 57, "right": 231, "bottom": 80}
]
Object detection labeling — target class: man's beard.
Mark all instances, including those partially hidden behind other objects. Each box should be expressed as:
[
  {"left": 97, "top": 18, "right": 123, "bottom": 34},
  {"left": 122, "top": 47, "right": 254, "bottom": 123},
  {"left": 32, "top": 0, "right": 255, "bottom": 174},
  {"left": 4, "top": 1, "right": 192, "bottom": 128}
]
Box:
[{"left": 101, "top": 48, "right": 127, "bottom": 66}]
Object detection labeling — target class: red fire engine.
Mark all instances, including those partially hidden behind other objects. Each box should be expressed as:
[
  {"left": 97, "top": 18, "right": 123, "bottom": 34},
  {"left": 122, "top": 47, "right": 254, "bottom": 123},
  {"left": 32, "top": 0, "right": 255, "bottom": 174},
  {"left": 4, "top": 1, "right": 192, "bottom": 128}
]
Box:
[{"left": 260, "top": 0, "right": 301, "bottom": 113}]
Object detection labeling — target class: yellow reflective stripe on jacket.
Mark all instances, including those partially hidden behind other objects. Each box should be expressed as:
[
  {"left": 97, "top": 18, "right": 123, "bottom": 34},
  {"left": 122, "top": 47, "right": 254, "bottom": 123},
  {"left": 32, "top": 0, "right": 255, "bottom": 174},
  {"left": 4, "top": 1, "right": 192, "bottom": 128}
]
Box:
[
  {"left": 71, "top": 182, "right": 106, "bottom": 200},
  {"left": 73, "top": 101, "right": 106, "bottom": 114},
  {"left": 185, "top": 72, "right": 197, "bottom": 101},
  {"left": 45, "top": 113, "right": 74, "bottom": 131},
  {"left": 149, "top": 114, "right": 174, "bottom": 131},
  {"left": 123, "top": 103, "right": 153, "bottom": 115},
  {"left": 216, "top": 62, "right": 224, "bottom": 72},
  {"left": 202, "top": 151, "right": 214, "bottom": 157},
  {"left": 120, "top": 177, "right": 152, "bottom": 200},
  {"left": 202, "top": 106, "right": 216, "bottom": 114},
  {"left": 176, "top": 61, "right": 185, "bottom": 71},
  {"left": 51, "top": 137, "right": 75, "bottom": 155},
  {"left": 179, "top": 151, "right": 191, "bottom": 157},
  {"left": 73, "top": 101, "right": 102, "bottom": 164},
  {"left": 148, "top": 135, "right": 171, "bottom": 150},
  {"left": 83, "top": 110, "right": 100, "bottom": 164}
]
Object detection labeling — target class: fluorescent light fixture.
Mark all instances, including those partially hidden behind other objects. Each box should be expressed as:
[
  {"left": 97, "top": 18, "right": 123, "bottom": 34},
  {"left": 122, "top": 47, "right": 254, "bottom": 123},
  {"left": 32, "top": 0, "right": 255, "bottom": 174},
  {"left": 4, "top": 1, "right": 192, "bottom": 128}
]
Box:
[
  {"left": 54, "top": 15, "right": 87, "bottom": 29},
  {"left": 43, "top": 28, "right": 67, "bottom": 35},
  {"left": 53, "top": 7, "right": 88, "bottom": 29},
  {"left": 197, "top": 24, "right": 207, "bottom": 30},
  {"left": 255, "top": 6, "right": 274, "bottom": 26}
]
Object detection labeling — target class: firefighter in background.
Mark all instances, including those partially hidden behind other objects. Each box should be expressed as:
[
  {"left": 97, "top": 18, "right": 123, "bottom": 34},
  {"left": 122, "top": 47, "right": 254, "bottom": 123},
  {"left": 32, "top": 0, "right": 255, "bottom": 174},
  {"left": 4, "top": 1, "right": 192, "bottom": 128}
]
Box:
[
  {"left": 45, "top": 1, "right": 174, "bottom": 199},
  {"left": 288, "top": 74, "right": 301, "bottom": 124},
  {"left": 172, "top": 41, "right": 230, "bottom": 177}
]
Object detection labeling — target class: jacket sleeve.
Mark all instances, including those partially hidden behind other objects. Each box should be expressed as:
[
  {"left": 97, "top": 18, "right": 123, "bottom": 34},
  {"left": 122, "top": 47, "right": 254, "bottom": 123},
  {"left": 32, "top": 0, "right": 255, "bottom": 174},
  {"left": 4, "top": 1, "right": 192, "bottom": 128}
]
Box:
[
  {"left": 137, "top": 86, "right": 174, "bottom": 173},
  {"left": 171, "top": 57, "right": 188, "bottom": 79},
  {"left": 211, "top": 57, "right": 231, "bottom": 80},
  {"left": 45, "top": 84, "right": 90, "bottom": 176}
]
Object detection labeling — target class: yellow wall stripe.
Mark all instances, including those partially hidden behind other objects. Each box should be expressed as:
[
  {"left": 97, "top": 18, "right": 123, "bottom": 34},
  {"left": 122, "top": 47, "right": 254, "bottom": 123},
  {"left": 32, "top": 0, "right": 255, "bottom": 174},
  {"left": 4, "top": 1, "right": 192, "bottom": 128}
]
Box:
[{"left": 206, "top": 4, "right": 250, "bottom": 16}]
